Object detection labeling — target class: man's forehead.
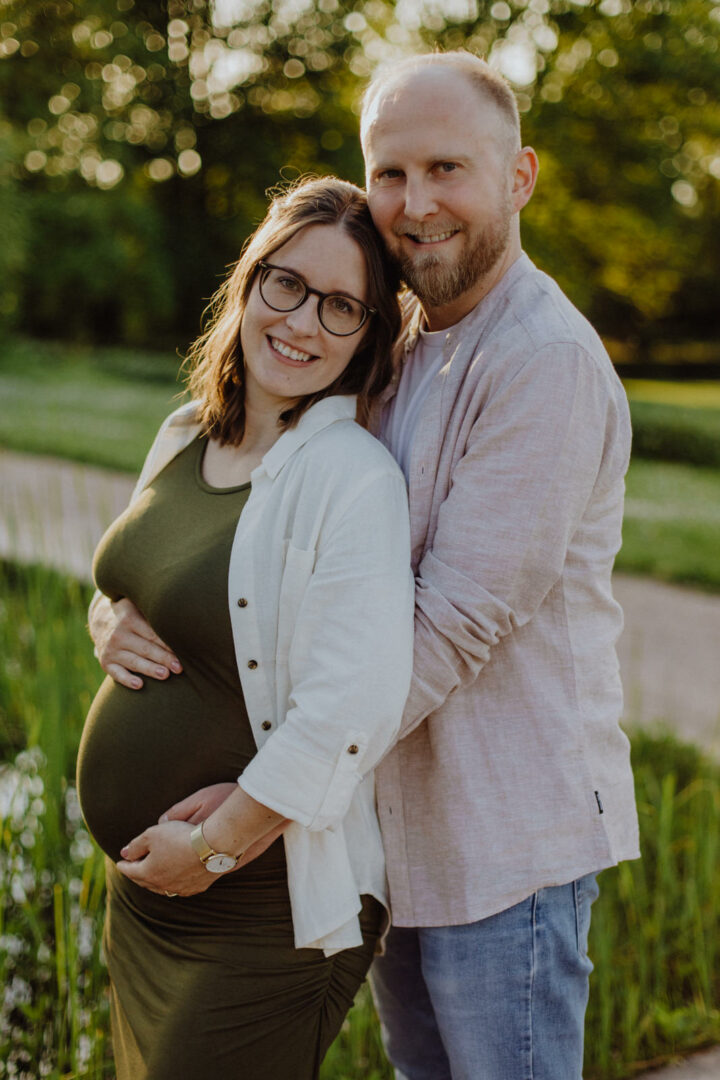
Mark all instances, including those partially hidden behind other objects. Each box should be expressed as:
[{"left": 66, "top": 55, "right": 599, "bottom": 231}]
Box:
[{"left": 362, "top": 68, "right": 509, "bottom": 159}]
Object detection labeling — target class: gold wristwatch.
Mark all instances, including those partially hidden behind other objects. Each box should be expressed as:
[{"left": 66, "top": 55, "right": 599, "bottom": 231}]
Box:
[{"left": 190, "top": 822, "right": 242, "bottom": 874}]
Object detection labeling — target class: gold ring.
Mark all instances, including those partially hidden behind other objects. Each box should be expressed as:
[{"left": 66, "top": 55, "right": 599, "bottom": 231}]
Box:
[{"left": 164, "top": 890, "right": 178, "bottom": 897}]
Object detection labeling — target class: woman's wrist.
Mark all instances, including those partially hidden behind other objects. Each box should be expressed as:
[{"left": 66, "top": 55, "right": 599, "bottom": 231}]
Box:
[{"left": 201, "top": 785, "right": 284, "bottom": 859}]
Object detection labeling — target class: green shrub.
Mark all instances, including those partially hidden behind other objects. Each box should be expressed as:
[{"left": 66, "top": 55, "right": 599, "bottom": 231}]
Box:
[{"left": 629, "top": 400, "right": 720, "bottom": 468}]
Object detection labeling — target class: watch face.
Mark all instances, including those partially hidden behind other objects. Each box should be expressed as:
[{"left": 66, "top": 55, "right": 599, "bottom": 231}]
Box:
[{"left": 205, "top": 853, "right": 237, "bottom": 874}]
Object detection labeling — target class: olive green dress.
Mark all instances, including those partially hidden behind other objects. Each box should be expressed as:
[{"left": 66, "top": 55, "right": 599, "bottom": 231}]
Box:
[{"left": 76, "top": 435, "right": 382, "bottom": 1080}]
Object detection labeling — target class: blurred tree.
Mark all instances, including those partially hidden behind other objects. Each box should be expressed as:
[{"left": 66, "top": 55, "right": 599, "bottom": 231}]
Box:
[{"left": 0, "top": 0, "right": 718, "bottom": 353}]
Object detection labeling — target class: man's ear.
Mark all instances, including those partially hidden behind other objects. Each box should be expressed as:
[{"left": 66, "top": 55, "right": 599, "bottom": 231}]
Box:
[{"left": 511, "top": 147, "right": 539, "bottom": 212}]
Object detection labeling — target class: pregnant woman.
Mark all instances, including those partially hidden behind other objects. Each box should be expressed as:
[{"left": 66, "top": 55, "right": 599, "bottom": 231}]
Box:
[{"left": 77, "top": 176, "right": 414, "bottom": 1079}]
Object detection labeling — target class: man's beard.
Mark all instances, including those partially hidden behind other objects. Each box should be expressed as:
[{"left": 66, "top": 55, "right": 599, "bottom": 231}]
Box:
[{"left": 393, "top": 210, "right": 511, "bottom": 308}]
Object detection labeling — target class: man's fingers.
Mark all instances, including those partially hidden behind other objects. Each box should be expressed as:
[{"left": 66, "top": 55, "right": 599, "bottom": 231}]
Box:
[
  {"left": 118, "top": 612, "right": 182, "bottom": 671},
  {"left": 104, "top": 663, "right": 144, "bottom": 691}
]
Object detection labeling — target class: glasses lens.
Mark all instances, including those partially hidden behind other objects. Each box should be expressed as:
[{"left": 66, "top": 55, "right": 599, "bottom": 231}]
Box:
[
  {"left": 259, "top": 265, "right": 366, "bottom": 335},
  {"left": 260, "top": 267, "right": 306, "bottom": 311},
  {"left": 319, "top": 295, "right": 365, "bottom": 335}
]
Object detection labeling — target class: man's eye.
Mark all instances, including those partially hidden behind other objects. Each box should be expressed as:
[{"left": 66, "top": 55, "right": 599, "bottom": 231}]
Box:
[
  {"left": 438, "top": 162, "right": 457, "bottom": 174},
  {"left": 376, "top": 169, "right": 402, "bottom": 181}
]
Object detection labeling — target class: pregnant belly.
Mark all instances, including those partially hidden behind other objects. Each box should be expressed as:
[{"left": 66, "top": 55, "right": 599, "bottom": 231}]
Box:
[{"left": 77, "top": 675, "right": 254, "bottom": 861}]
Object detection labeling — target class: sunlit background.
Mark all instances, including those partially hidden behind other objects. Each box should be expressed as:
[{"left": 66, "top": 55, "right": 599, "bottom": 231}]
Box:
[{"left": 1, "top": 0, "right": 719, "bottom": 359}]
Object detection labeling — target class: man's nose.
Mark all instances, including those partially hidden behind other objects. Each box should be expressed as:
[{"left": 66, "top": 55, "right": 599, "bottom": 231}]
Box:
[
  {"left": 284, "top": 295, "right": 321, "bottom": 336},
  {"left": 403, "top": 177, "right": 439, "bottom": 220}
]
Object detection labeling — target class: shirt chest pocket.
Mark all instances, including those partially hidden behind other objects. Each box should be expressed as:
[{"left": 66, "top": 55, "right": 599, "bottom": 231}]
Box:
[{"left": 276, "top": 542, "right": 316, "bottom": 663}]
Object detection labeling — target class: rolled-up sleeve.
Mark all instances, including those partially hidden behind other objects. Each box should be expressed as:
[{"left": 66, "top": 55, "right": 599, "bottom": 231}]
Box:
[
  {"left": 400, "top": 343, "right": 630, "bottom": 738},
  {"left": 239, "top": 468, "right": 415, "bottom": 829}
]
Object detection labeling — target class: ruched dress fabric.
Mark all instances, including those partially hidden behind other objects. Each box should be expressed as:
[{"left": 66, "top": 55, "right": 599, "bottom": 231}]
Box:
[{"left": 76, "top": 435, "right": 383, "bottom": 1079}]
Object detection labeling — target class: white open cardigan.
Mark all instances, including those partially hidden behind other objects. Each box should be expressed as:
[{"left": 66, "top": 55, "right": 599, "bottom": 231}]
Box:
[{"left": 92, "top": 395, "right": 414, "bottom": 954}]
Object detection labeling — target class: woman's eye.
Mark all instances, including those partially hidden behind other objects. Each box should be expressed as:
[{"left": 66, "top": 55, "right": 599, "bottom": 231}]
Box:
[
  {"left": 438, "top": 162, "right": 457, "bottom": 174},
  {"left": 276, "top": 274, "right": 303, "bottom": 293},
  {"left": 328, "top": 296, "right": 353, "bottom": 315}
]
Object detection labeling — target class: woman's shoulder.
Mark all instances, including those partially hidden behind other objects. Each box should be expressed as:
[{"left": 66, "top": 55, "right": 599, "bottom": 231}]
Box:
[{"left": 305, "top": 415, "right": 404, "bottom": 483}]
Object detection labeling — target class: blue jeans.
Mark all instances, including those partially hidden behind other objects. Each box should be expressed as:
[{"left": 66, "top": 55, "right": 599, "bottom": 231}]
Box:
[{"left": 371, "top": 873, "right": 599, "bottom": 1080}]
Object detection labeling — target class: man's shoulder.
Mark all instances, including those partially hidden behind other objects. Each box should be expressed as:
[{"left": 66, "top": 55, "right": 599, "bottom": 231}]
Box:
[
  {"left": 451, "top": 255, "right": 612, "bottom": 381},
  {"left": 504, "top": 258, "right": 608, "bottom": 362}
]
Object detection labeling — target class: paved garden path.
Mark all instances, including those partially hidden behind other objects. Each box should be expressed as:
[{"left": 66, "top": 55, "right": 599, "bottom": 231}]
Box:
[{"left": 2, "top": 446, "right": 720, "bottom": 1079}]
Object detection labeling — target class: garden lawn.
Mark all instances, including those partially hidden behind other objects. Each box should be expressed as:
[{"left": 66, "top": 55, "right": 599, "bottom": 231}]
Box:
[
  {"left": 0, "top": 337, "right": 183, "bottom": 474},
  {"left": 618, "top": 461, "right": 720, "bottom": 590}
]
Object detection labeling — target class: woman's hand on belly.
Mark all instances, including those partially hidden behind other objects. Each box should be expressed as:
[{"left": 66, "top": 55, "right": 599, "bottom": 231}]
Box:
[
  {"left": 160, "top": 782, "right": 291, "bottom": 867},
  {"left": 117, "top": 821, "right": 215, "bottom": 897},
  {"left": 159, "top": 782, "right": 240, "bottom": 825}
]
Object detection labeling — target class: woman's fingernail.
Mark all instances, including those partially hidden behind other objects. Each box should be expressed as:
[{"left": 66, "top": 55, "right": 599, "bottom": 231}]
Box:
[
  {"left": 159, "top": 814, "right": 168, "bottom": 823},
  {"left": 120, "top": 846, "right": 129, "bottom": 857},
  {"left": 155, "top": 666, "right": 167, "bottom": 678},
  {"left": 131, "top": 678, "right": 142, "bottom": 690},
  {"left": 170, "top": 661, "right": 182, "bottom": 674}
]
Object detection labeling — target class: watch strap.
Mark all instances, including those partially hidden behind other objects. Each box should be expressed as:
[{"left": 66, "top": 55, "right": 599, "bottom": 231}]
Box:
[{"left": 190, "top": 823, "right": 243, "bottom": 869}]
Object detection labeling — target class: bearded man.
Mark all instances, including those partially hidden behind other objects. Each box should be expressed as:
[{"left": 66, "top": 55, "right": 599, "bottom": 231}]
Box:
[{"left": 360, "top": 52, "right": 639, "bottom": 1080}]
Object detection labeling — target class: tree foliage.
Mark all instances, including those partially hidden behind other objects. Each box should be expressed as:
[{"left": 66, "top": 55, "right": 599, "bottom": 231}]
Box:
[{"left": 0, "top": 0, "right": 718, "bottom": 351}]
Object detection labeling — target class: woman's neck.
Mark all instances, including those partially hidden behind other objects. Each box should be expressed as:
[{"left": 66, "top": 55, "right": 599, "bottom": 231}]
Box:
[{"left": 201, "top": 399, "right": 286, "bottom": 488}]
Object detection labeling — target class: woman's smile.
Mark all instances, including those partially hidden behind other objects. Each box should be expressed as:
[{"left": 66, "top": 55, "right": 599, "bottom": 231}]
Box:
[{"left": 267, "top": 335, "right": 319, "bottom": 365}]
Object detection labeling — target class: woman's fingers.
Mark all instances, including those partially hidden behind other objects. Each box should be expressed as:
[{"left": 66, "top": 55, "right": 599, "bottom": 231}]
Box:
[
  {"left": 160, "top": 783, "right": 238, "bottom": 825},
  {"left": 119, "top": 831, "right": 151, "bottom": 861},
  {"left": 116, "top": 822, "right": 213, "bottom": 896}
]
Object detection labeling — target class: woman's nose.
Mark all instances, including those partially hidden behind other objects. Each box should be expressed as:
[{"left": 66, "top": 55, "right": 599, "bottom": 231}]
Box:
[{"left": 284, "top": 295, "right": 321, "bottom": 336}]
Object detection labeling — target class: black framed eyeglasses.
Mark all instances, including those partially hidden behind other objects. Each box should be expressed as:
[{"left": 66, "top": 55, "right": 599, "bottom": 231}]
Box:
[{"left": 256, "top": 261, "right": 376, "bottom": 337}]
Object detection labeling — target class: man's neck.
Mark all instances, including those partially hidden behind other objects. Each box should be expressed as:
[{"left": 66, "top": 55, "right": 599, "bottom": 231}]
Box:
[{"left": 422, "top": 243, "right": 522, "bottom": 333}]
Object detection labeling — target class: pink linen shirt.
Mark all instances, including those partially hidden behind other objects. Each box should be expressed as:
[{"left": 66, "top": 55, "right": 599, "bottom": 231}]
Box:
[{"left": 375, "top": 253, "right": 640, "bottom": 928}]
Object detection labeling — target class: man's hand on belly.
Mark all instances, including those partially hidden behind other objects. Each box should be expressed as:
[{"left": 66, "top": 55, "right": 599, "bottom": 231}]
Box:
[{"left": 89, "top": 595, "right": 183, "bottom": 690}]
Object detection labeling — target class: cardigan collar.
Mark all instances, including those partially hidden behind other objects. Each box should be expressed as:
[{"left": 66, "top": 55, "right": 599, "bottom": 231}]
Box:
[
  {"left": 258, "top": 395, "right": 357, "bottom": 480},
  {"left": 162, "top": 395, "right": 357, "bottom": 483}
]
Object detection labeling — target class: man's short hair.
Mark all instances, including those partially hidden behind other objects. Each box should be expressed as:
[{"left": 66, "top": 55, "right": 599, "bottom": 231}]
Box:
[{"left": 361, "top": 51, "right": 522, "bottom": 157}]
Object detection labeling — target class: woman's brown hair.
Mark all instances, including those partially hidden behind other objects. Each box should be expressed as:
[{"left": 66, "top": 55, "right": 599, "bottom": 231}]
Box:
[{"left": 185, "top": 176, "right": 401, "bottom": 444}]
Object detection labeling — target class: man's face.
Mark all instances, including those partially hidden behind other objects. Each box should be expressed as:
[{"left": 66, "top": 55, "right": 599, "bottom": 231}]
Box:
[{"left": 363, "top": 69, "right": 517, "bottom": 317}]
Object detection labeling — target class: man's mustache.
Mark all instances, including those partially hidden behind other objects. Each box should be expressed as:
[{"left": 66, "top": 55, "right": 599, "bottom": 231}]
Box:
[{"left": 392, "top": 223, "right": 464, "bottom": 240}]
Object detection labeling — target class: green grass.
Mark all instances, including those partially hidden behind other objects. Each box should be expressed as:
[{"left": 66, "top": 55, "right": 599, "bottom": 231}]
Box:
[
  {"left": 0, "top": 337, "right": 184, "bottom": 473},
  {"left": 623, "top": 380, "right": 720, "bottom": 409},
  {"left": 618, "top": 461, "right": 720, "bottom": 590},
  {"left": 2, "top": 560, "right": 720, "bottom": 1078}
]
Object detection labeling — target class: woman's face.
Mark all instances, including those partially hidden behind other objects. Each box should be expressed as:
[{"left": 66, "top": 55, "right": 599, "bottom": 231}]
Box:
[{"left": 240, "top": 223, "right": 370, "bottom": 416}]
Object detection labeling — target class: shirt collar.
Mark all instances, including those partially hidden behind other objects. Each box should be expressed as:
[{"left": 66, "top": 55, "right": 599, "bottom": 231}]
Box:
[
  {"left": 402, "top": 251, "right": 535, "bottom": 355},
  {"left": 257, "top": 395, "right": 357, "bottom": 480}
]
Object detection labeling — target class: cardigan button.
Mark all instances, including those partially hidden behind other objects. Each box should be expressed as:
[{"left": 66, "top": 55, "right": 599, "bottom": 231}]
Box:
[
  {"left": 237, "top": 598, "right": 248, "bottom": 608},
  {"left": 247, "top": 659, "right": 258, "bottom": 669},
  {"left": 261, "top": 721, "right": 272, "bottom": 731},
  {"left": 347, "top": 744, "right": 359, "bottom": 755}
]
